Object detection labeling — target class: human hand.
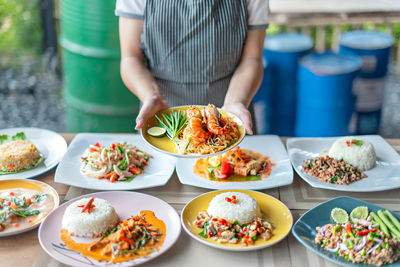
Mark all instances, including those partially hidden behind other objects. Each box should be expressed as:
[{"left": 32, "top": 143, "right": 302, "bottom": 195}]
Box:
[
  {"left": 135, "top": 92, "right": 169, "bottom": 130},
  {"left": 221, "top": 102, "right": 253, "bottom": 135}
]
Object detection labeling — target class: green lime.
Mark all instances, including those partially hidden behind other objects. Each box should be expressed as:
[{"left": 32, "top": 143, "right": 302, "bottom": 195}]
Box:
[
  {"left": 350, "top": 206, "right": 368, "bottom": 223},
  {"left": 147, "top": 127, "right": 166, "bottom": 137},
  {"left": 331, "top": 208, "right": 349, "bottom": 224}
]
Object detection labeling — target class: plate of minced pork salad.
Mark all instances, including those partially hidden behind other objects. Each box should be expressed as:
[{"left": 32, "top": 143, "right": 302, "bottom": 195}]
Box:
[
  {"left": 0, "top": 179, "right": 59, "bottom": 237},
  {"left": 141, "top": 105, "right": 245, "bottom": 158},
  {"left": 176, "top": 135, "right": 294, "bottom": 190},
  {"left": 292, "top": 196, "right": 400, "bottom": 267},
  {"left": 39, "top": 191, "right": 181, "bottom": 267},
  {"left": 0, "top": 128, "right": 67, "bottom": 179},
  {"left": 55, "top": 134, "right": 176, "bottom": 191},
  {"left": 181, "top": 189, "right": 292, "bottom": 251},
  {"left": 286, "top": 135, "right": 400, "bottom": 192}
]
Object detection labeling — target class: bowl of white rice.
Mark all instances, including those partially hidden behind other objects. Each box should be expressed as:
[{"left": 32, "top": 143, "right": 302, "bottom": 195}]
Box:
[
  {"left": 328, "top": 137, "right": 376, "bottom": 171},
  {"left": 62, "top": 197, "right": 119, "bottom": 237}
]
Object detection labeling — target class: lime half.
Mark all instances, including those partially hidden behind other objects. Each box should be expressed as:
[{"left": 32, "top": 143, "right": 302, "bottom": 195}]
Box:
[
  {"left": 350, "top": 206, "right": 369, "bottom": 223},
  {"left": 331, "top": 208, "right": 349, "bottom": 224},
  {"left": 147, "top": 127, "right": 166, "bottom": 137}
]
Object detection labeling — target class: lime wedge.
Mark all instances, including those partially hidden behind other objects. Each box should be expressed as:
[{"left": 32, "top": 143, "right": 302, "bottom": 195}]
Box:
[
  {"left": 147, "top": 127, "right": 166, "bottom": 137},
  {"left": 331, "top": 208, "right": 349, "bottom": 224},
  {"left": 350, "top": 206, "right": 368, "bottom": 223}
]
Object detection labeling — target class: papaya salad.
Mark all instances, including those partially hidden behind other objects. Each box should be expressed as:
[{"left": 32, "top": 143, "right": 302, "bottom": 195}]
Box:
[
  {"left": 315, "top": 206, "right": 400, "bottom": 266},
  {"left": 80, "top": 142, "right": 151, "bottom": 183},
  {"left": 194, "top": 147, "right": 274, "bottom": 182}
]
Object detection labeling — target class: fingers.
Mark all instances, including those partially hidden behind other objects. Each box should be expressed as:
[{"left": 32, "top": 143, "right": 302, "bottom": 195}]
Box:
[
  {"left": 222, "top": 103, "right": 253, "bottom": 135},
  {"left": 135, "top": 95, "right": 169, "bottom": 130}
]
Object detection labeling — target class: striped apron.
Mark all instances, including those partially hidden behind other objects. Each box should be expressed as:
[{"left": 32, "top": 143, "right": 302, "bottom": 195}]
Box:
[{"left": 140, "top": 0, "right": 248, "bottom": 107}]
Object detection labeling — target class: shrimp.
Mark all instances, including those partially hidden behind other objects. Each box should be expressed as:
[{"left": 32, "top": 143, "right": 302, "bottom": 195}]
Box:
[
  {"left": 204, "top": 104, "right": 227, "bottom": 135},
  {"left": 186, "top": 106, "right": 210, "bottom": 140}
]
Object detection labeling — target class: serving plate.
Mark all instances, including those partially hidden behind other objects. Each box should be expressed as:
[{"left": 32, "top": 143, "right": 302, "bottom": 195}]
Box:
[
  {"left": 39, "top": 191, "right": 181, "bottom": 267},
  {"left": 55, "top": 134, "right": 176, "bottom": 190},
  {"left": 0, "top": 179, "right": 59, "bottom": 237},
  {"left": 181, "top": 189, "right": 293, "bottom": 251},
  {"left": 292, "top": 196, "right": 400, "bottom": 267},
  {"left": 176, "top": 135, "right": 293, "bottom": 190},
  {"left": 287, "top": 135, "right": 400, "bottom": 192},
  {"left": 141, "top": 105, "right": 245, "bottom": 158},
  {"left": 0, "top": 127, "right": 67, "bottom": 179}
]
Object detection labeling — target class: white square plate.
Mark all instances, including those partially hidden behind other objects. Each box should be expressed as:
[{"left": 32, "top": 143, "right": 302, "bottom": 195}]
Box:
[
  {"left": 176, "top": 135, "right": 293, "bottom": 190},
  {"left": 287, "top": 135, "right": 400, "bottom": 192},
  {"left": 55, "top": 133, "right": 176, "bottom": 190},
  {"left": 0, "top": 127, "right": 67, "bottom": 180}
]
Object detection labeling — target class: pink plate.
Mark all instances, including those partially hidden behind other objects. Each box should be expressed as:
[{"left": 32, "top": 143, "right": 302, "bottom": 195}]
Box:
[{"left": 38, "top": 191, "right": 181, "bottom": 267}]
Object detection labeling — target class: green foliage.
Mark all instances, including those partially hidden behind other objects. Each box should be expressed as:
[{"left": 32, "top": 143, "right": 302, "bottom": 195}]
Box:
[{"left": 0, "top": 0, "right": 43, "bottom": 66}]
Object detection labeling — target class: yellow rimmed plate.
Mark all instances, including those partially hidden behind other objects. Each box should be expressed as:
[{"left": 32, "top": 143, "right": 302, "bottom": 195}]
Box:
[
  {"left": 0, "top": 179, "right": 59, "bottom": 237},
  {"left": 141, "top": 105, "right": 245, "bottom": 158},
  {"left": 181, "top": 189, "right": 293, "bottom": 251}
]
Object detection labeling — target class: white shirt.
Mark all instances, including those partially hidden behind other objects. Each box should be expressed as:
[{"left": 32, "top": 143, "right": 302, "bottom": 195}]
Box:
[{"left": 115, "top": 0, "right": 269, "bottom": 30}]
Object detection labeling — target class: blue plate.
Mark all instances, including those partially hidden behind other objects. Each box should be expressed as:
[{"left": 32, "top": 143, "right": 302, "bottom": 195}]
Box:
[{"left": 292, "top": 196, "right": 400, "bottom": 267}]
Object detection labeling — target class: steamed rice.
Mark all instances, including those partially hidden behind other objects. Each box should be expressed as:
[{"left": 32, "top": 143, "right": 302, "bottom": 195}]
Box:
[
  {"left": 62, "top": 198, "right": 119, "bottom": 237},
  {"left": 0, "top": 140, "right": 41, "bottom": 171},
  {"left": 207, "top": 192, "right": 260, "bottom": 224},
  {"left": 328, "top": 137, "right": 376, "bottom": 171}
]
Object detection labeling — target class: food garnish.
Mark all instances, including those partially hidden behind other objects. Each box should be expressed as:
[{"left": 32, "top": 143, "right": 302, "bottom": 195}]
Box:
[
  {"left": 155, "top": 110, "right": 187, "bottom": 141},
  {"left": 331, "top": 208, "right": 349, "bottom": 224},
  {"left": 346, "top": 139, "right": 363, "bottom": 147},
  {"left": 77, "top": 197, "right": 96, "bottom": 214},
  {"left": 147, "top": 126, "right": 166, "bottom": 137}
]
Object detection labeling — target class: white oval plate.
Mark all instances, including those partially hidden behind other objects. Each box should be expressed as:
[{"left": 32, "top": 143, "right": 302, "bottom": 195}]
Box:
[
  {"left": 55, "top": 133, "right": 176, "bottom": 190},
  {"left": 0, "top": 128, "right": 67, "bottom": 179},
  {"left": 287, "top": 135, "right": 400, "bottom": 192},
  {"left": 39, "top": 191, "right": 181, "bottom": 267},
  {"left": 176, "top": 135, "right": 293, "bottom": 190}
]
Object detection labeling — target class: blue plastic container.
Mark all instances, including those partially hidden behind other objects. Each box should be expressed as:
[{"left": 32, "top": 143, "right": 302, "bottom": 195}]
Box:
[
  {"left": 296, "top": 52, "right": 362, "bottom": 137},
  {"left": 339, "top": 30, "right": 394, "bottom": 78},
  {"left": 339, "top": 31, "right": 393, "bottom": 134},
  {"left": 253, "top": 33, "right": 313, "bottom": 135}
]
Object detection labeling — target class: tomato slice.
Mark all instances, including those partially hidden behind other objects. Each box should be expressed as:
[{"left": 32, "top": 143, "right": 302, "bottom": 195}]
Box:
[
  {"left": 220, "top": 160, "right": 233, "bottom": 175},
  {"left": 129, "top": 166, "right": 141, "bottom": 174},
  {"left": 214, "top": 168, "right": 228, "bottom": 179}
]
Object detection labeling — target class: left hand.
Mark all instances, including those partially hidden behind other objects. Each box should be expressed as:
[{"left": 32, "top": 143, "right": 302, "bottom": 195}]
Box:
[{"left": 222, "top": 102, "right": 253, "bottom": 135}]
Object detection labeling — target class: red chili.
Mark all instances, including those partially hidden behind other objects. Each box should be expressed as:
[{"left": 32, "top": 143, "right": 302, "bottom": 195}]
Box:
[
  {"left": 212, "top": 217, "right": 218, "bottom": 221},
  {"left": 356, "top": 229, "right": 377, "bottom": 236},
  {"left": 346, "top": 223, "right": 354, "bottom": 237},
  {"left": 120, "top": 236, "right": 135, "bottom": 245},
  {"left": 225, "top": 197, "right": 231, "bottom": 202},
  {"left": 94, "top": 142, "right": 101, "bottom": 147},
  {"left": 80, "top": 197, "right": 95, "bottom": 213},
  {"left": 238, "top": 232, "right": 243, "bottom": 237}
]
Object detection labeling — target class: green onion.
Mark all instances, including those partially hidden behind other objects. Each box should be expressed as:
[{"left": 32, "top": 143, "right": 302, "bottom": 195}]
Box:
[
  {"left": 155, "top": 110, "right": 188, "bottom": 141},
  {"left": 351, "top": 139, "right": 363, "bottom": 146}
]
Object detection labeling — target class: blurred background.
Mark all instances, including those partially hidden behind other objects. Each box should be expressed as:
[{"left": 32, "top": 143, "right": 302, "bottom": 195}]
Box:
[{"left": 0, "top": 0, "right": 399, "bottom": 137}]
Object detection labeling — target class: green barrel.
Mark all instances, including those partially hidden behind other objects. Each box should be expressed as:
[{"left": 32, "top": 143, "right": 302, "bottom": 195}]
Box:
[{"left": 60, "top": 0, "right": 139, "bottom": 132}]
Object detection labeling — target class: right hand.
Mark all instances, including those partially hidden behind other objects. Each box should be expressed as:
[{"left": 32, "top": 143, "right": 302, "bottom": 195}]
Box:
[{"left": 135, "top": 92, "right": 169, "bottom": 130}]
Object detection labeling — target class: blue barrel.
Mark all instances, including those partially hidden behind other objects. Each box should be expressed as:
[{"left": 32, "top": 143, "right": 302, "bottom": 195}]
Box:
[
  {"left": 339, "top": 30, "right": 393, "bottom": 78},
  {"left": 296, "top": 52, "right": 362, "bottom": 137},
  {"left": 339, "top": 30, "right": 393, "bottom": 134},
  {"left": 253, "top": 33, "right": 313, "bottom": 135}
]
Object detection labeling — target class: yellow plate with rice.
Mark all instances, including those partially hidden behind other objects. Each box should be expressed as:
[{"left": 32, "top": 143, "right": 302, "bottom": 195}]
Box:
[{"left": 180, "top": 189, "right": 293, "bottom": 251}]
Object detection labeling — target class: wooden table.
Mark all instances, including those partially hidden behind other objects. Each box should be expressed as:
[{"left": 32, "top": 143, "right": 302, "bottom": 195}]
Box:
[{"left": 1, "top": 134, "right": 400, "bottom": 267}]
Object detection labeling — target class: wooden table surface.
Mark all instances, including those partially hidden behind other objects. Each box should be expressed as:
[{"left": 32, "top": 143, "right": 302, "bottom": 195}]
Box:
[{"left": 1, "top": 134, "right": 400, "bottom": 267}]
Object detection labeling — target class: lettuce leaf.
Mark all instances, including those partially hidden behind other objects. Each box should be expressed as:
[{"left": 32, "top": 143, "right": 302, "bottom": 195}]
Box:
[{"left": 0, "top": 132, "right": 27, "bottom": 145}]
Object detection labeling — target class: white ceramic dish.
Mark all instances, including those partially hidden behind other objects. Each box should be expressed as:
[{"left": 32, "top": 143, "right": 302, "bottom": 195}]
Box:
[
  {"left": 39, "top": 191, "right": 181, "bottom": 267},
  {"left": 287, "top": 135, "right": 400, "bottom": 192},
  {"left": 0, "top": 179, "right": 59, "bottom": 237},
  {"left": 176, "top": 135, "right": 293, "bottom": 190},
  {"left": 55, "top": 133, "right": 176, "bottom": 190},
  {"left": 0, "top": 127, "right": 67, "bottom": 179}
]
